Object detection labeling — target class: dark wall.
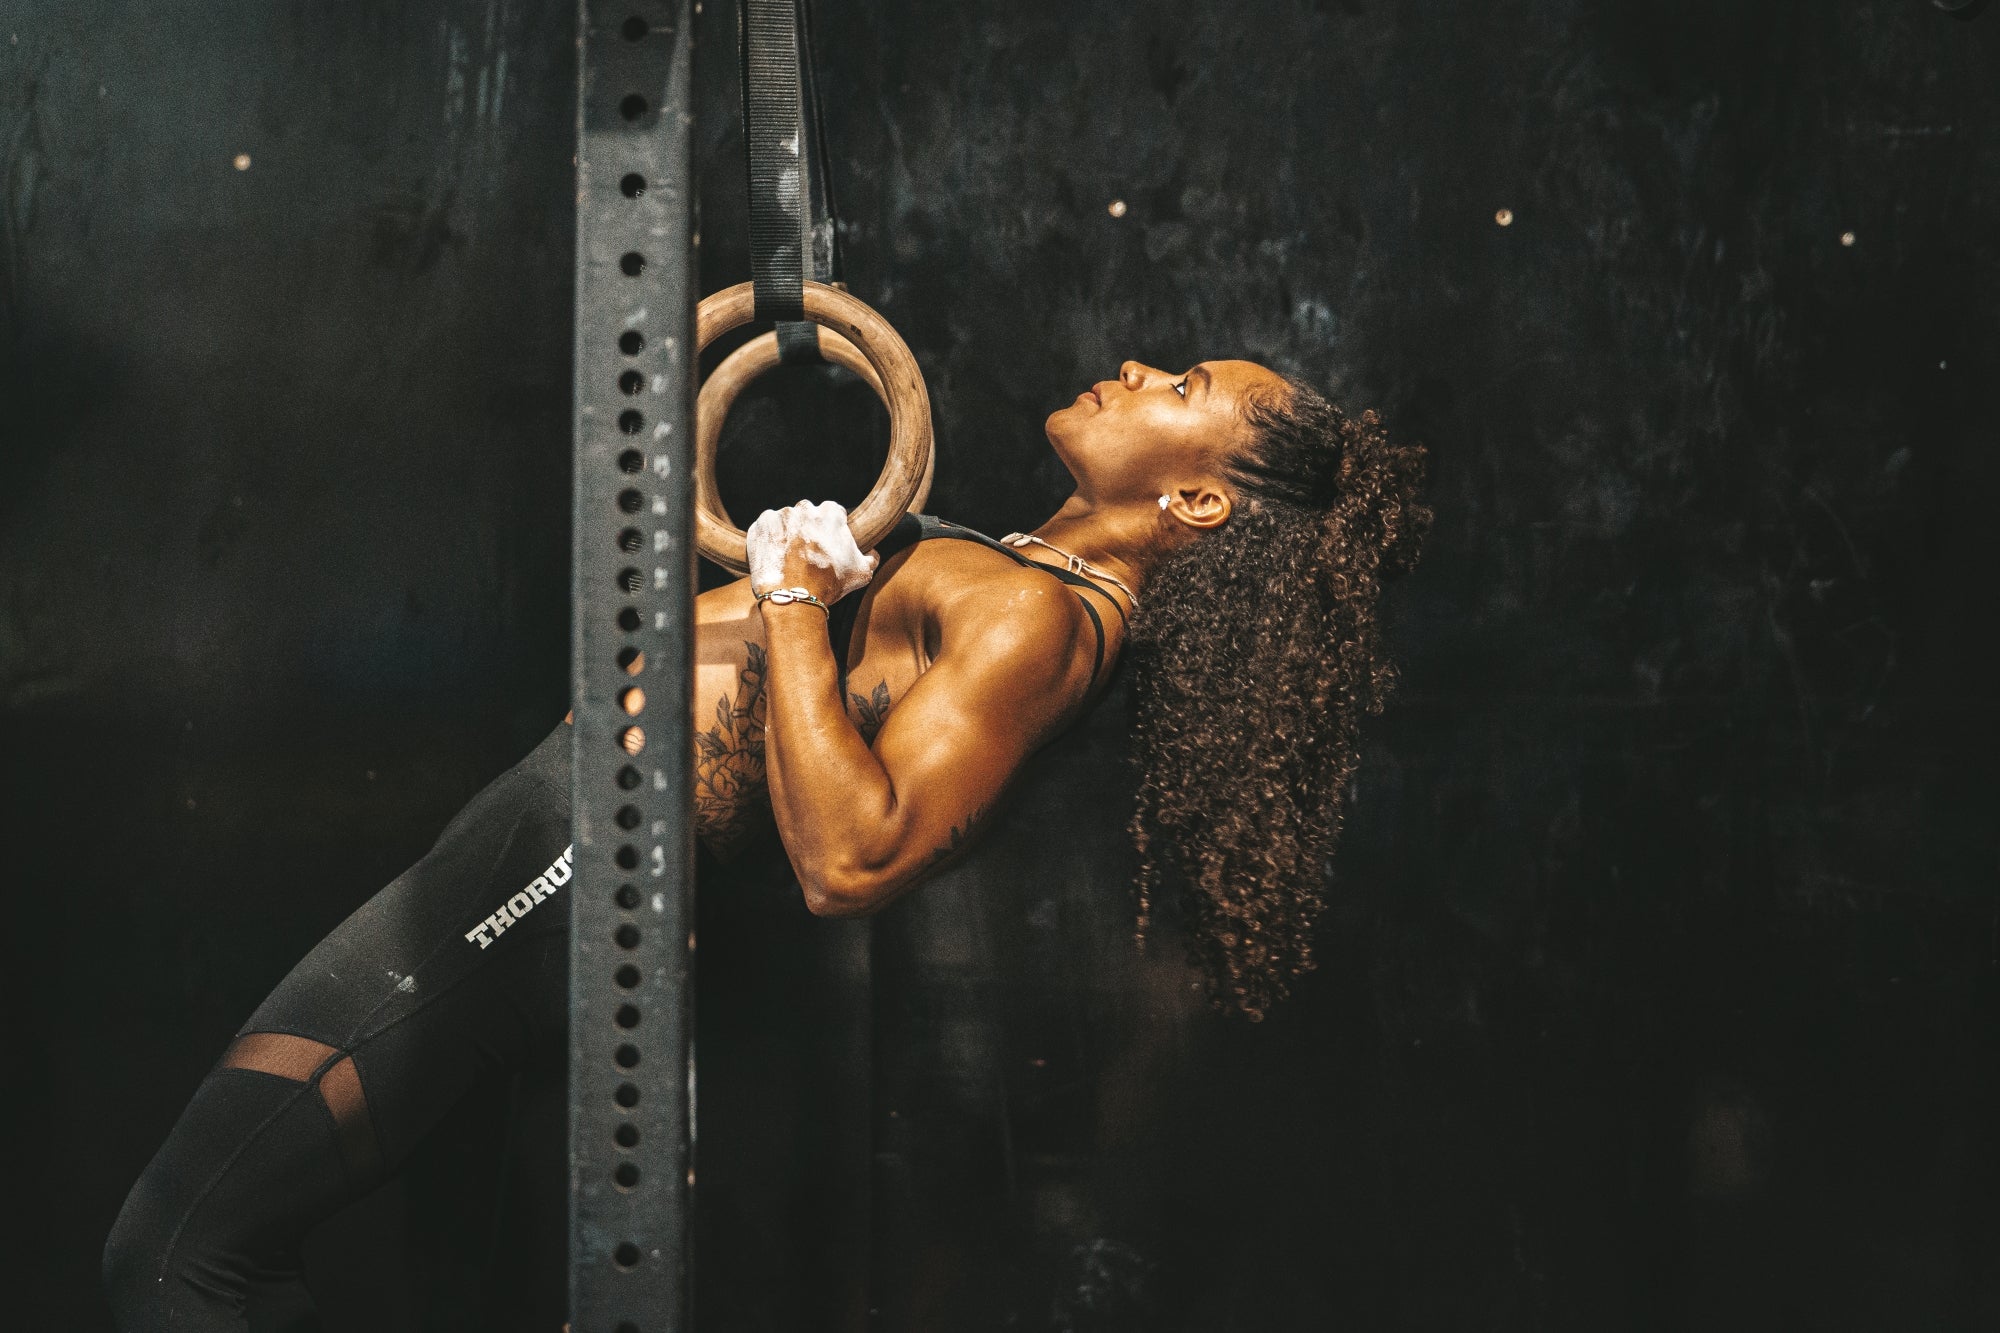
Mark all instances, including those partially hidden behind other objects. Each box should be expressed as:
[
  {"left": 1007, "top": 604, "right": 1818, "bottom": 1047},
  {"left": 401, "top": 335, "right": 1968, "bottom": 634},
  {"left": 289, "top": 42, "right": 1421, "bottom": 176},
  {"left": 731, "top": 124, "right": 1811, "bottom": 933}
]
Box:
[{"left": 5, "top": 0, "right": 1999, "bottom": 1329}]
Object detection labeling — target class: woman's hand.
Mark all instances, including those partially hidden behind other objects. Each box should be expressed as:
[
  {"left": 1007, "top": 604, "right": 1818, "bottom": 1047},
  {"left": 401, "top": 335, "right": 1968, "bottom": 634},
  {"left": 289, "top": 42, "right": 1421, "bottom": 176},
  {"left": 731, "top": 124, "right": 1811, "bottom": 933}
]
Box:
[{"left": 745, "top": 499, "right": 879, "bottom": 606}]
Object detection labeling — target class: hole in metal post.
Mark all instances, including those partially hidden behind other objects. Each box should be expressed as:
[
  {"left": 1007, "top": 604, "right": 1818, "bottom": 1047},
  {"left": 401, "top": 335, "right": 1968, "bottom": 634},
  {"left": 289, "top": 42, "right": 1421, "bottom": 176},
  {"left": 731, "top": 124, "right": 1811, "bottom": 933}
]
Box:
[
  {"left": 616, "top": 884, "right": 642, "bottom": 909},
  {"left": 618, "top": 568, "right": 644, "bottom": 594},
  {"left": 614, "top": 1083, "right": 640, "bottom": 1108},
  {"left": 619, "top": 370, "right": 645, "bottom": 395},
  {"left": 620, "top": 172, "right": 647, "bottom": 198},
  {"left": 615, "top": 1122, "right": 640, "bottom": 1147},
  {"left": 617, "top": 607, "right": 642, "bottom": 632},
  {"left": 618, "top": 529, "right": 643, "bottom": 554},
  {"left": 615, "top": 923, "right": 641, "bottom": 948},
  {"left": 615, "top": 1043, "right": 640, "bottom": 1068},
  {"left": 616, "top": 765, "right": 643, "bottom": 791},
  {"left": 616, "top": 1004, "right": 641, "bottom": 1029},
  {"left": 617, "top": 644, "right": 645, "bottom": 672},
  {"left": 620, "top": 252, "right": 646, "bottom": 277},
  {"left": 615, "top": 963, "right": 642, "bottom": 989},
  {"left": 618, "top": 488, "right": 645, "bottom": 512},
  {"left": 614, "top": 1241, "right": 642, "bottom": 1268},
  {"left": 620, "top": 330, "right": 645, "bottom": 354},
  {"left": 620, "top": 93, "right": 648, "bottom": 121},
  {"left": 619, "top": 409, "right": 644, "bottom": 434},
  {"left": 615, "top": 804, "right": 642, "bottom": 830},
  {"left": 615, "top": 844, "right": 640, "bottom": 869},
  {"left": 619, "top": 448, "right": 645, "bottom": 473},
  {"left": 619, "top": 686, "right": 646, "bottom": 715},
  {"left": 615, "top": 1162, "right": 641, "bottom": 1188},
  {"left": 621, "top": 16, "right": 648, "bottom": 40}
]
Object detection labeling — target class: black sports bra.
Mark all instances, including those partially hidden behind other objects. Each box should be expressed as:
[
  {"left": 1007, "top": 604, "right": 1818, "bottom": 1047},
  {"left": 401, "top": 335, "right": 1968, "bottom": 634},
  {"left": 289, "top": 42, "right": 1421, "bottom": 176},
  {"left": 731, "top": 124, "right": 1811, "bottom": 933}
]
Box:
[{"left": 825, "top": 513, "right": 1129, "bottom": 695}]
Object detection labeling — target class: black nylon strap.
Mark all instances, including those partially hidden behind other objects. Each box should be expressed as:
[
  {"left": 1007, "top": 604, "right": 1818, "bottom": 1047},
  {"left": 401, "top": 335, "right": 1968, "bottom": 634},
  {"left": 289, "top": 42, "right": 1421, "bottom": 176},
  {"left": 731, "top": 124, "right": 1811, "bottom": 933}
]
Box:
[
  {"left": 741, "top": 0, "right": 838, "bottom": 361},
  {"left": 776, "top": 320, "right": 823, "bottom": 362}
]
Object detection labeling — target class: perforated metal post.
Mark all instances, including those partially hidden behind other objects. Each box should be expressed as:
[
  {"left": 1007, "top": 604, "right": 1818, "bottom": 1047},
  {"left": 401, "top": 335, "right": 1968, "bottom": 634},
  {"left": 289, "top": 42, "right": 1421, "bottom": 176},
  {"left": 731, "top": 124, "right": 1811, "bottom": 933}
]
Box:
[{"left": 569, "top": 2, "right": 696, "bottom": 1331}]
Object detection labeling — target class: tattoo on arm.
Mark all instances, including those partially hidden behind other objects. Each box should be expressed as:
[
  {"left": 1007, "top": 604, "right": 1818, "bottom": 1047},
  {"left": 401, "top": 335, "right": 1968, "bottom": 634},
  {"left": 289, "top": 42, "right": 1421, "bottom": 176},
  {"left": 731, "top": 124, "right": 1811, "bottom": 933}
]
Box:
[
  {"left": 694, "top": 642, "right": 768, "bottom": 857},
  {"left": 693, "top": 655, "right": 900, "bottom": 859},
  {"left": 921, "top": 799, "right": 995, "bottom": 874},
  {"left": 848, "top": 680, "right": 892, "bottom": 746}
]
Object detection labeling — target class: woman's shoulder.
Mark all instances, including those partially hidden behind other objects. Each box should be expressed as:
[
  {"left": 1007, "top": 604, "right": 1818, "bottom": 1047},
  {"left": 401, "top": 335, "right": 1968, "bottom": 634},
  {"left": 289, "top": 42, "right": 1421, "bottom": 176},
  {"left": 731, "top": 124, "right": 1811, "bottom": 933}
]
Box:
[{"left": 909, "top": 547, "right": 1110, "bottom": 693}]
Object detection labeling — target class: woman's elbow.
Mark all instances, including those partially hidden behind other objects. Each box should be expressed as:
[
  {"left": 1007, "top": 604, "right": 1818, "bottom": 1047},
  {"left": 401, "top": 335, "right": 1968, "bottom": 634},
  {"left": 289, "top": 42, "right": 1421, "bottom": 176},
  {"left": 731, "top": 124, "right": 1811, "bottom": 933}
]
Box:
[
  {"left": 794, "top": 862, "right": 864, "bottom": 917},
  {"left": 798, "top": 862, "right": 905, "bottom": 918},
  {"left": 802, "top": 887, "right": 871, "bottom": 918}
]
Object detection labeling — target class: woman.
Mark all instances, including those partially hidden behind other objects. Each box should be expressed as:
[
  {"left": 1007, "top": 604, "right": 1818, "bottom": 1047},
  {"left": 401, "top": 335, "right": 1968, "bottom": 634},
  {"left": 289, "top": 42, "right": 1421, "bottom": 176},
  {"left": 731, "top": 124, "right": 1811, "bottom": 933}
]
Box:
[{"left": 104, "top": 358, "right": 1429, "bottom": 1329}]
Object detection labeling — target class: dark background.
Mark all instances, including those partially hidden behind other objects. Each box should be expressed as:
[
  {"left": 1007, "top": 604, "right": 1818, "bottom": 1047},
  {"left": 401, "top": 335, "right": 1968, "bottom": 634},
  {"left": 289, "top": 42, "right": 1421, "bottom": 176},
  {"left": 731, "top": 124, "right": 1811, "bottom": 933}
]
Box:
[{"left": 4, "top": 0, "right": 1998, "bottom": 1328}]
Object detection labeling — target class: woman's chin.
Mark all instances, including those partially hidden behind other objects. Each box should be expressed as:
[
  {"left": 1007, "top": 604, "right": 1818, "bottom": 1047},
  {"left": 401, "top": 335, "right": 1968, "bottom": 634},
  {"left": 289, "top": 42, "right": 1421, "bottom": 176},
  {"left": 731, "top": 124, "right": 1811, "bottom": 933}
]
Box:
[{"left": 1041, "top": 419, "right": 1080, "bottom": 469}]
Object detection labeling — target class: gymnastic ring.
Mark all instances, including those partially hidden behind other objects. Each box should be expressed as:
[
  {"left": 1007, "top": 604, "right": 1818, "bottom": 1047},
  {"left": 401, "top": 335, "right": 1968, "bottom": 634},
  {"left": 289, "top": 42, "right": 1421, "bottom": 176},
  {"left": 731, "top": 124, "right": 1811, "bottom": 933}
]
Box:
[
  {"left": 693, "top": 280, "right": 935, "bottom": 574},
  {"left": 693, "top": 324, "right": 934, "bottom": 565}
]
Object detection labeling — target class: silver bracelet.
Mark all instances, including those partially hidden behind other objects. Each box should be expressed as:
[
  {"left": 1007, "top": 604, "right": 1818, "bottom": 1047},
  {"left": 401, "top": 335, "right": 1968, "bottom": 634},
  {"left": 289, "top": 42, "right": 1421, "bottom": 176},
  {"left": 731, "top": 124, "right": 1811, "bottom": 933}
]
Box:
[{"left": 753, "top": 585, "right": 831, "bottom": 616}]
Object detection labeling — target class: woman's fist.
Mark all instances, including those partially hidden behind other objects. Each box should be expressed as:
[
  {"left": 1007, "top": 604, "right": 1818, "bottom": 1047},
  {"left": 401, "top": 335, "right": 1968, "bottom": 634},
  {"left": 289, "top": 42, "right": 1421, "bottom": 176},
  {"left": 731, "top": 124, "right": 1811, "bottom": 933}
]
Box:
[{"left": 745, "top": 499, "right": 879, "bottom": 605}]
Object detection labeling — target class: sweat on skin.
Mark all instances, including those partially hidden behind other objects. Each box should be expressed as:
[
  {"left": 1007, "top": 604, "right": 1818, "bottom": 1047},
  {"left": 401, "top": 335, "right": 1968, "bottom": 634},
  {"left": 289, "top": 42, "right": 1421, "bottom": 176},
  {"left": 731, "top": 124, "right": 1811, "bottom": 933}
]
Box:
[{"left": 462, "top": 843, "right": 575, "bottom": 948}]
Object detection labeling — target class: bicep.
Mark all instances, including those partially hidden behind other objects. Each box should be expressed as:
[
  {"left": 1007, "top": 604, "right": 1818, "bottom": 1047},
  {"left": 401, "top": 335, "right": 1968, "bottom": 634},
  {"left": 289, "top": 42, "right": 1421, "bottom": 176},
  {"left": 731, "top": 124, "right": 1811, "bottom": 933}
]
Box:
[{"left": 854, "top": 609, "right": 1083, "bottom": 899}]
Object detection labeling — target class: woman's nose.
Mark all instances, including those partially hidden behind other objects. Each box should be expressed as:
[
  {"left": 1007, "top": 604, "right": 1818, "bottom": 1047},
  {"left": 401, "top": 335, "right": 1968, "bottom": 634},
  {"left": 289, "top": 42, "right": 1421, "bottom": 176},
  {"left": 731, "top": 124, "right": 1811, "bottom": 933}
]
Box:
[{"left": 1119, "top": 361, "right": 1152, "bottom": 389}]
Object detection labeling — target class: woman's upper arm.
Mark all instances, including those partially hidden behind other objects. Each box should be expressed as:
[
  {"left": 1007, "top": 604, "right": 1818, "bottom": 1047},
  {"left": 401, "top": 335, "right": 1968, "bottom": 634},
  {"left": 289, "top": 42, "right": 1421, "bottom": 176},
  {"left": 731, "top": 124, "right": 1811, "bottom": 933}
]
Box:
[{"left": 824, "top": 588, "right": 1086, "bottom": 910}]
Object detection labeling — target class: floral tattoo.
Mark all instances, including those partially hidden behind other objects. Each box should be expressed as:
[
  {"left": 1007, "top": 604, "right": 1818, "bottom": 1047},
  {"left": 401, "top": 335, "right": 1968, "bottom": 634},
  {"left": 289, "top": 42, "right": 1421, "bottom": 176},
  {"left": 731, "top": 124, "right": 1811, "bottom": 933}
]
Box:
[
  {"left": 694, "top": 642, "right": 768, "bottom": 857},
  {"left": 849, "top": 680, "right": 892, "bottom": 746}
]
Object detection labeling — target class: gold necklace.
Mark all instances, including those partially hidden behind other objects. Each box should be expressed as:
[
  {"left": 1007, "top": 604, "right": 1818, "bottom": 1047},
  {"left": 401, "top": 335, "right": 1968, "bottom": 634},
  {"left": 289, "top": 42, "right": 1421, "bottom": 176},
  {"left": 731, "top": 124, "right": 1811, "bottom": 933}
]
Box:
[{"left": 999, "top": 533, "right": 1139, "bottom": 608}]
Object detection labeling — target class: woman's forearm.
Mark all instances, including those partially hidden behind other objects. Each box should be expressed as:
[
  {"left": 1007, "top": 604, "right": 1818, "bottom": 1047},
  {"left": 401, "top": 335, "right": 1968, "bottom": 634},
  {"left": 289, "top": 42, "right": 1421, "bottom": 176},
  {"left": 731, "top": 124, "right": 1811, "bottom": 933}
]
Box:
[{"left": 757, "top": 604, "right": 899, "bottom": 911}]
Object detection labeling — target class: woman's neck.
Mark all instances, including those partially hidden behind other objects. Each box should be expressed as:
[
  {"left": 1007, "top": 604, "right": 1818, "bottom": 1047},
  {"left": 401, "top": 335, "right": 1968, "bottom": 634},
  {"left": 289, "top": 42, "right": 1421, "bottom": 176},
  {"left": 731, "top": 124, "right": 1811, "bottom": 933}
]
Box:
[{"left": 1025, "top": 494, "right": 1157, "bottom": 603}]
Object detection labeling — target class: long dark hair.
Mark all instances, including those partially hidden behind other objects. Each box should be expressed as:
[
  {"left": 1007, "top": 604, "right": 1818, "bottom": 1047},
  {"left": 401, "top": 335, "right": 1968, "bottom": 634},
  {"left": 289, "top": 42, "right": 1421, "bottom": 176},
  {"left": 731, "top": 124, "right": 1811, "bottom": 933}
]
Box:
[{"left": 1126, "top": 376, "right": 1431, "bottom": 1020}]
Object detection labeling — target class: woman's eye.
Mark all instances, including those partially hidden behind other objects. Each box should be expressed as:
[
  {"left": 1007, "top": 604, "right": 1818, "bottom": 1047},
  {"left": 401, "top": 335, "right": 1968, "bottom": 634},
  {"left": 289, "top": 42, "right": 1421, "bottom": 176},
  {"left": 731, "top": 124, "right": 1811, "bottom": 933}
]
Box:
[{"left": 1171, "top": 378, "right": 1188, "bottom": 399}]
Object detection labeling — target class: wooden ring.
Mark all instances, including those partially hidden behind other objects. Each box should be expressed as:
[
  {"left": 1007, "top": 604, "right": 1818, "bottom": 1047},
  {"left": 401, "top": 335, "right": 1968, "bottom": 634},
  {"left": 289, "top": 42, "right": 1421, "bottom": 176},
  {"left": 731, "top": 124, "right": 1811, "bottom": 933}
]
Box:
[
  {"left": 693, "top": 325, "right": 934, "bottom": 561},
  {"left": 693, "top": 281, "right": 934, "bottom": 574}
]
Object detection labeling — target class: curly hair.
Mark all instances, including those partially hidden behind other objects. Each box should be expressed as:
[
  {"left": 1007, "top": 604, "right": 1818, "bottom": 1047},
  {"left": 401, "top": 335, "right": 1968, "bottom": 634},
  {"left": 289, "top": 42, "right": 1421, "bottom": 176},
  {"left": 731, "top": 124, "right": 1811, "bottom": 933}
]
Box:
[{"left": 1126, "top": 376, "right": 1431, "bottom": 1020}]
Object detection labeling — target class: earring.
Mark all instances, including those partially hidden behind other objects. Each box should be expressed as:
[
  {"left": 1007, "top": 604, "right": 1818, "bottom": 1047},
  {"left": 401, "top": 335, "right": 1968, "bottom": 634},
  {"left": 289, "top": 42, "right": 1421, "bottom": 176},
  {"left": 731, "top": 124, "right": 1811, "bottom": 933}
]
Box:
[{"left": 1158, "top": 494, "right": 1171, "bottom": 510}]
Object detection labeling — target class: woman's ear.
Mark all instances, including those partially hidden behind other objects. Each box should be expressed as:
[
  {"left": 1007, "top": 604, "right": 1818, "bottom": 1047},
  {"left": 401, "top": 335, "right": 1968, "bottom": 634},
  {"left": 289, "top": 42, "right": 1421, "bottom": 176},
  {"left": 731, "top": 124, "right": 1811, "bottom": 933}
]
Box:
[{"left": 1163, "top": 484, "right": 1232, "bottom": 531}]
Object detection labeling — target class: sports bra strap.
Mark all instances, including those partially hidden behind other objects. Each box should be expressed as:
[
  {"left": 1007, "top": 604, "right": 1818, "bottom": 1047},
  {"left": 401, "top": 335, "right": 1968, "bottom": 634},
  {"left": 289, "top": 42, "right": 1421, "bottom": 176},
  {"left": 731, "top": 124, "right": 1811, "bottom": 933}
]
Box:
[
  {"left": 930, "top": 518, "right": 1129, "bottom": 625},
  {"left": 825, "top": 513, "right": 1123, "bottom": 694}
]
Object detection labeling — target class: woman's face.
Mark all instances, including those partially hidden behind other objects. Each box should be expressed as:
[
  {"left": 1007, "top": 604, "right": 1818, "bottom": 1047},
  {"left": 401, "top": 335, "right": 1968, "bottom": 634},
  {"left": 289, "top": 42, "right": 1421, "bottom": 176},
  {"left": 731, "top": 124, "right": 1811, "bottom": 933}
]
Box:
[{"left": 1044, "top": 358, "right": 1287, "bottom": 507}]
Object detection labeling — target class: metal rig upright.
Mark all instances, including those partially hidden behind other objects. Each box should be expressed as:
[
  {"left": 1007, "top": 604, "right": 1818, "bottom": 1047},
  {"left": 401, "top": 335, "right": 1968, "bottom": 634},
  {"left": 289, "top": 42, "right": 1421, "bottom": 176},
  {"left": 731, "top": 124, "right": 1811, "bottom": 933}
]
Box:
[{"left": 569, "top": 2, "right": 696, "bottom": 1330}]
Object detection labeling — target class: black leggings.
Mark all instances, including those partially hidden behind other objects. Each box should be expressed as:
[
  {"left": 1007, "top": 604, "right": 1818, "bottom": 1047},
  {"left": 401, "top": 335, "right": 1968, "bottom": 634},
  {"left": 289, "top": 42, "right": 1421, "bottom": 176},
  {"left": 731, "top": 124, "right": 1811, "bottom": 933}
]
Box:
[{"left": 104, "top": 722, "right": 575, "bottom": 1331}]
